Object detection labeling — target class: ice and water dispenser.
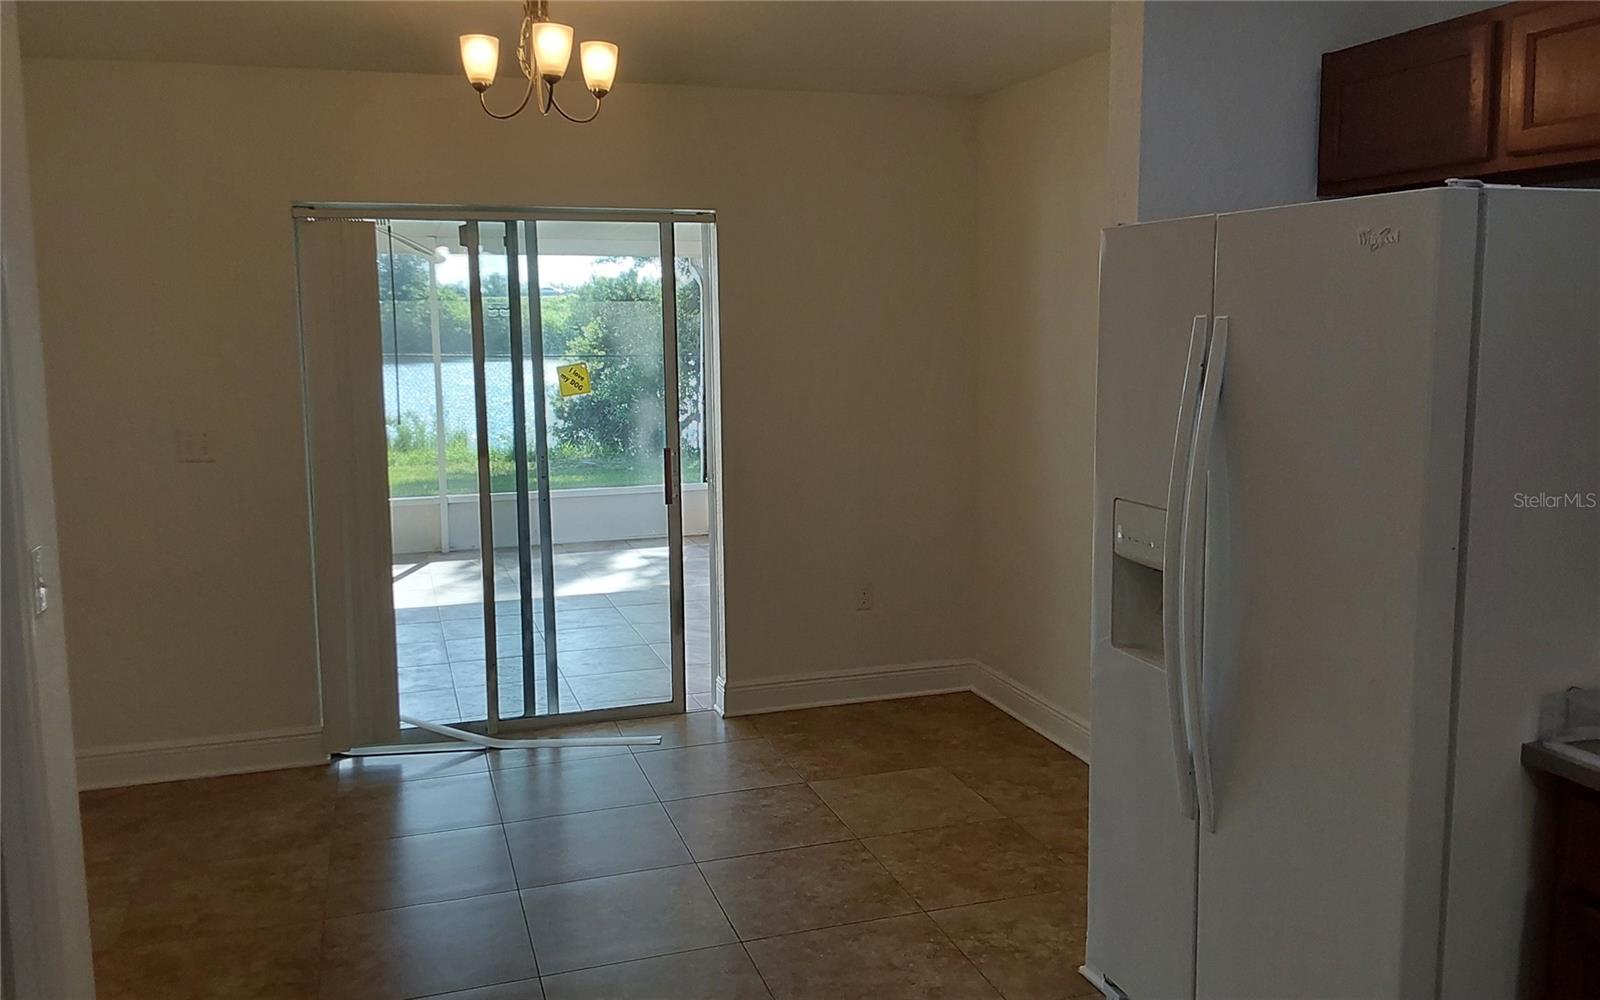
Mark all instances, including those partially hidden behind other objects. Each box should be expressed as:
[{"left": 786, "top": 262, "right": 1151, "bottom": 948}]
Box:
[{"left": 1110, "top": 498, "right": 1166, "bottom": 664}]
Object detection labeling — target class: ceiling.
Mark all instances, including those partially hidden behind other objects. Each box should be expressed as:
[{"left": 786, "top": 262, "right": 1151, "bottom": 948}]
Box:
[{"left": 16, "top": 1, "right": 1109, "bottom": 98}]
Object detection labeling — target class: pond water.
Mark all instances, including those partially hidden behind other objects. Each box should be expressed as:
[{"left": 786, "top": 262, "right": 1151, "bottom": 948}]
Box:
[{"left": 381, "top": 357, "right": 697, "bottom": 449}]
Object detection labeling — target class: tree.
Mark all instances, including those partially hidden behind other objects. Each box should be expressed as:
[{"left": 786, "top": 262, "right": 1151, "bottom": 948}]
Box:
[
  {"left": 674, "top": 259, "right": 705, "bottom": 464},
  {"left": 376, "top": 250, "right": 434, "bottom": 357},
  {"left": 544, "top": 260, "right": 703, "bottom": 465},
  {"left": 480, "top": 271, "right": 509, "bottom": 298},
  {"left": 548, "top": 266, "right": 665, "bottom": 454}
]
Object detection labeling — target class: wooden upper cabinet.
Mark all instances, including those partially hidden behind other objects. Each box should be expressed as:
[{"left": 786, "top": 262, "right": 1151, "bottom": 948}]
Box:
[
  {"left": 1319, "top": 19, "right": 1495, "bottom": 185},
  {"left": 1503, "top": 3, "right": 1600, "bottom": 155},
  {"left": 1319, "top": 2, "right": 1600, "bottom": 197}
]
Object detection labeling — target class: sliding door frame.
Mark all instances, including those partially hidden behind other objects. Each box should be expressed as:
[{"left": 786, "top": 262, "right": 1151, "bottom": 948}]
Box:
[
  {"left": 459, "top": 220, "right": 507, "bottom": 734},
  {"left": 498, "top": 213, "right": 689, "bottom": 729},
  {"left": 694, "top": 222, "right": 731, "bottom": 712},
  {"left": 295, "top": 205, "right": 714, "bottom": 226},
  {"left": 298, "top": 205, "right": 710, "bottom": 744},
  {"left": 517, "top": 221, "right": 563, "bottom": 714},
  {"left": 659, "top": 221, "right": 689, "bottom": 712}
]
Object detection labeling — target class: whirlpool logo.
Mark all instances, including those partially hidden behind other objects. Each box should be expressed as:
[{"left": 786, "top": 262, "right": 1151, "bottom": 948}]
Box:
[{"left": 1358, "top": 226, "right": 1400, "bottom": 252}]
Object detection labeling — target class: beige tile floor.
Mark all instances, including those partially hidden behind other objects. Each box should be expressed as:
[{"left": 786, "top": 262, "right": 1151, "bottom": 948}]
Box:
[
  {"left": 81, "top": 694, "right": 1095, "bottom": 1000},
  {"left": 392, "top": 537, "right": 715, "bottom": 724}
]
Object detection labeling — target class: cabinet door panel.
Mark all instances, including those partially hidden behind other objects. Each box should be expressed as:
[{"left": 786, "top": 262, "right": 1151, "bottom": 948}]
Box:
[
  {"left": 1319, "top": 20, "right": 1494, "bottom": 184},
  {"left": 1504, "top": 2, "right": 1600, "bottom": 154}
]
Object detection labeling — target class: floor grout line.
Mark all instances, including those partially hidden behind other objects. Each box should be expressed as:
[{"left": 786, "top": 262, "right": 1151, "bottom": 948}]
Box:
[
  {"left": 534, "top": 940, "right": 764, "bottom": 984},
  {"left": 740, "top": 939, "right": 780, "bottom": 1000},
  {"left": 497, "top": 815, "right": 545, "bottom": 984},
  {"left": 656, "top": 734, "right": 810, "bottom": 994},
  {"left": 310, "top": 807, "right": 334, "bottom": 1000},
  {"left": 734, "top": 907, "right": 932, "bottom": 947},
  {"left": 923, "top": 906, "right": 1008, "bottom": 999}
]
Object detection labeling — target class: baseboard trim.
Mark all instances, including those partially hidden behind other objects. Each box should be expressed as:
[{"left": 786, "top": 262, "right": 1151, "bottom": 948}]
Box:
[
  {"left": 721, "top": 659, "right": 1091, "bottom": 764},
  {"left": 76, "top": 726, "right": 328, "bottom": 790},
  {"left": 970, "top": 662, "right": 1092, "bottom": 763},
  {"left": 79, "top": 661, "right": 1090, "bottom": 789},
  {"left": 719, "top": 659, "right": 975, "bottom": 717}
]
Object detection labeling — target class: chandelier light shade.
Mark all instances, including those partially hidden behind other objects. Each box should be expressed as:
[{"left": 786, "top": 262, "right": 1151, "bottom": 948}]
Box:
[
  {"left": 531, "top": 21, "right": 574, "bottom": 80},
  {"left": 460, "top": 0, "right": 615, "bottom": 123},
  {"left": 580, "top": 41, "right": 619, "bottom": 97},
  {"left": 459, "top": 34, "right": 500, "bottom": 91}
]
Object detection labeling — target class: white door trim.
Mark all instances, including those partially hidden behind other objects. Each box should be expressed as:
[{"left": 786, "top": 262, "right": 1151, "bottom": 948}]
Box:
[{"left": 1, "top": 3, "right": 97, "bottom": 991}]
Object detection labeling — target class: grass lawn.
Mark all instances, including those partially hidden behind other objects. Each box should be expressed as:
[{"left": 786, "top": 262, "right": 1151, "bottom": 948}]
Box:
[{"left": 388, "top": 445, "right": 705, "bottom": 497}]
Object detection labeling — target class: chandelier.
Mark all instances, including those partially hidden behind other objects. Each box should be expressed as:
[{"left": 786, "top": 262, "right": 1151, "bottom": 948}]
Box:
[{"left": 459, "top": 0, "right": 618, "bottom": 123}]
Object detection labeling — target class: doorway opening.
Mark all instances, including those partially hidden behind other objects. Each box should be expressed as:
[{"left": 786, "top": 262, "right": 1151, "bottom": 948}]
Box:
[{"left": 295, "top": 208, "right": 722, "bottom": 748}]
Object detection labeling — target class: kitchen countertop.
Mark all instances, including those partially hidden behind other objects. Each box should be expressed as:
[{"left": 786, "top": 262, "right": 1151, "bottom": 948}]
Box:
[{"left": 1521, "top": 739, "right": 1600, "bottom": 796}]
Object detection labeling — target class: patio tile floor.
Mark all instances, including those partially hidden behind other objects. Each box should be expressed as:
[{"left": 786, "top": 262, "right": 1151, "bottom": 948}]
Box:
[{"left": 392, "top": 536, "right": 714, "bottom": 725}]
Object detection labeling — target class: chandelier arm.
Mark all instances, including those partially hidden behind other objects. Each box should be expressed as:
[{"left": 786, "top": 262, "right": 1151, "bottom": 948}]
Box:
[
  {"left": 516, "top": 8, "right": 536, "bottom": 80},
  {"left": 546, "top": 84, "right": 604, "bottom": 124},
  {"left": 479, "top": 73, "right": 538, "bottom": 120}
]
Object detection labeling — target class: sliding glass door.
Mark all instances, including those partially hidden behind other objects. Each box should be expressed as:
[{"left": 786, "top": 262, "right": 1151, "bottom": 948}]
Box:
[
  {"left": 356, "top": 210, "right": 703, "bottom": 736},
  {"left": 531, "top": 221, "right": 682, "bottom": 712}
]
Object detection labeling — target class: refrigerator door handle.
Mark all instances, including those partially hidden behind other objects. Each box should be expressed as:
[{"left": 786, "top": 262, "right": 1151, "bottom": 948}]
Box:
[
  {"left": 1183, "top": 315, "right": 1228, "bottom": 834},
  {"left": 1162, "top": 315, "right": 1210, "bottom": 821}
]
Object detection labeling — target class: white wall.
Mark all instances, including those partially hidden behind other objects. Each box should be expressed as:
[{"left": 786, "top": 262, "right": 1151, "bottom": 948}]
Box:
[
  {"left": 1106, "top": 1, "right": 1144, "bottom": 226},
  {"left": 1134, "top": 0, "right": 1496, "bottom": 220},
  {"left": 973, "top": 53, "right": 1109, "bottom": 735},
  {"left": 22, "top": 58, "right": 978, "bottom": 757}
]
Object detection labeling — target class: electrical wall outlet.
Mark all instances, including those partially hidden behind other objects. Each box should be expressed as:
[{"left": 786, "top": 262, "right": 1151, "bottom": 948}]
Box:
[
  {"left": 176, "top": 429, "right": 218, "bottom": 464},
  {"left": 855, "top": 585, "right": 874, "bottom": 612}
]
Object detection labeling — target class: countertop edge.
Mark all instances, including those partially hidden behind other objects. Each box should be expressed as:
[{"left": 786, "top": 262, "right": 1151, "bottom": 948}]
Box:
[{"left": 1522, "top": 740, "right": 1600, "bottom": 796}]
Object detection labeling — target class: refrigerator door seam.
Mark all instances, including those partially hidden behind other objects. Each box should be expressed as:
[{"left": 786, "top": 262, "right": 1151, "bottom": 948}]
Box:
[{"left": 1431, "top": 185, "right": 1489, "bottom": 1000}]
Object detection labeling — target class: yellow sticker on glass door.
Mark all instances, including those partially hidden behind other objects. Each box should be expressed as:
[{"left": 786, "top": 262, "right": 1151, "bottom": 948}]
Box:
[{"left": 556, "top": 362, "right": 592, "bottom": 397}]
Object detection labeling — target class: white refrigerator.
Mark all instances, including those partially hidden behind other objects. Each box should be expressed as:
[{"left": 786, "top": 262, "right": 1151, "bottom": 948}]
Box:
[{"left": 1084, "top": 185, "right": 1599, "bottom": 1000}]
